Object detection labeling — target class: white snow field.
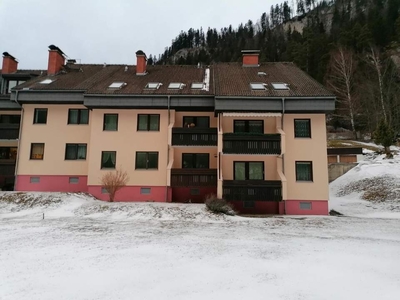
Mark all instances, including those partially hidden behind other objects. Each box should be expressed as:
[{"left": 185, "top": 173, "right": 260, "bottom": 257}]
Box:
[{"left": 1, "top": 153, "right": 400, "bottom": 300}]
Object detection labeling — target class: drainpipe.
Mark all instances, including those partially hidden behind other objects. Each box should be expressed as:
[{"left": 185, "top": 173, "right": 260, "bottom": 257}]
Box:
[
  {"left": 14, "top": 90, "right": 23, "bottom": 191},
  {"left": 165, "top": 96, "right": 171, "bottom": 202},
  {"left": 281, "top": 97, "right": 286, "bottom": 215}
]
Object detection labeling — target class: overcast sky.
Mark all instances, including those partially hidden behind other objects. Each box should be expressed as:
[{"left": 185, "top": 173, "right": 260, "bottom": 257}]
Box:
[{"left": 0, "top": 0, "right": 278, "bottom": 69}]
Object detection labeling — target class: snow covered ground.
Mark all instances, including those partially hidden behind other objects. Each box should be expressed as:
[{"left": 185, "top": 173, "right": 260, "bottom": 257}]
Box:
[{"left": 1, "top": 151, "right": 400, "bottom": 300}]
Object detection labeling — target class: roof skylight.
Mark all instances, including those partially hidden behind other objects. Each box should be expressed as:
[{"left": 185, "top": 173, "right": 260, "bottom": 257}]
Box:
[
  {"left": 191, "top": 83, "right": 204, "bottom": 89},
  {"left": 250, "top": 82, "right": 267, "bottom": 90},
  {"left": 168, "top": 82, "right": 185, "bottom": 89},
  {"left": 39, "top": 79, "right": 53, "bottom": 84},
  {"left": 146, "top": 82, "right": 162, "bottom": 89},
  {"left": 108, "top": 82, "right": 126, "bottom": 89},
  {"left": 272, "top": 82, "right": 289, "bottom": 90}
]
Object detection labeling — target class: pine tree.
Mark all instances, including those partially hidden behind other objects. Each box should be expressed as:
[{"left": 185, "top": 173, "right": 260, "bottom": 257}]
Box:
[{"left": 374, "top": 119, "right": 394, "bottom": 158}]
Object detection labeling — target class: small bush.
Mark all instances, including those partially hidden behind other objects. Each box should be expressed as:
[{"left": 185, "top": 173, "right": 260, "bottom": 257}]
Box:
[{"left": 204, "top": 194, "right": 236, "bottom": 216}]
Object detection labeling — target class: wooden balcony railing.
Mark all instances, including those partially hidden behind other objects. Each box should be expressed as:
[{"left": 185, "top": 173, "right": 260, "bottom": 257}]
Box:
[
  {"left": 223, "top": 180, "right": 282, "bottom": 201},
  {"left": 172, "top": 128, "right": 217, "bottom": 146},
  {"left": 0, "top": 124, "right": 19, "bottom": 140},
  {"left": 170, "top": 168, "right": 217, "bottom": 187},
  {"left": 223, "top": 133, "right": 281, "bottom": 154}
]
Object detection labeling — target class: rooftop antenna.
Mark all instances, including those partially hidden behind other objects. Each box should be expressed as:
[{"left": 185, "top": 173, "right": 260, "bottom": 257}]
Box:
[{"left": 124, "top": 65, "right": 128, "bottom": 72}]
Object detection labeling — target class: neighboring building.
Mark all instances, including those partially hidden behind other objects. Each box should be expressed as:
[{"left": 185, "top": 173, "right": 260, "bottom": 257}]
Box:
[
  {"left": 0, "top": 52, "right": 43, "bottom": 190},
  {"left": 327, "top": 147, "right": 364, "bottom": 164},
  {"left": 10, "top": 45, "right": 335, "bottom": 215}
]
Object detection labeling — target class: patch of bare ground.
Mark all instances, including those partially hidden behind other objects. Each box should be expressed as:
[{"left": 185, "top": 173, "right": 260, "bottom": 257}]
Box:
[{"left": 327, "top": 140, "right": 381, "bottom": 152}]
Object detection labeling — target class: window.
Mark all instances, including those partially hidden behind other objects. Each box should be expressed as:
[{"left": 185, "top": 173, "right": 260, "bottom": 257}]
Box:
[
  {"left": 69, "top": 177, "right": 79, "bottom": 184},
  {"left": 145, "top": 82, "right": 162, "bottom": 89},
  {"left": 68, "top": 109, "right": 89, "bottom": 124},
  {"left": 30, "top": 177, "right": 40, "bottom": 183},
  {"left": 168, "top": 82, "right": 185, "bottom": 89},
  {"left": 108, "top": 82, "right": 126, "bottom": 89},
  {"left": 103, "top": 114, "right": 118, "bottom": 131},
  {"left": 250, "top": 82, "right": 267, "bottom": 90},
  {"left": 30, "top": 143, "right": 44, "bottom": 160},
  {"left": 191, "top": 83, "right": 204, "bottom": 89},
  {"left": 190, "top": 188, "right": 200, "bottom": 195},
  {"left": 296, "top": 161, "right": 313, "bottom": 181},
  {"left": 6, "top": 80, "right": 25, "bottom": 93},
  {"left": 300, "top": 202, "right": 312, "bottom": 210},
  {"left": 65, "top": 144, "right": 87, "bottom": 160},
  {"left": 0, "top": 115, "right": 20, "bottom": 124},
  {"left": 294, "top": 119, "right": 311, "bottom": 138},
  {"left": 137, "top": 114, "right": 160, "bottom": 131},
  {"left": 234, "top": 162, "right": 264, "bottom": 180},
  {"left": 101, "top": 151, "right": 116, "bottom": 169},
  {"left": 0, "top": 147, "right": 17, "bottom": 160},
  {"left": 271, "top": 82, "right": 289, "bottom": 90},
  {"left": 141, "top": 188, "right": 151, "bottom": 194},
  {"left": 182, "top": 153, "right": 209, "bottom": 169},
  {"left": 135, "top": 152, "right": 159, "bottom": 170},
  {"left": 234, "top": 120, "right": 263, "bottom": 134},
  {"left": 39, "top": 79, "right": 53, "bottom": 84},
  {"left": 183, "top": 116, "right": 209, "bottom": 128},
  {"left": 101, "top": 187, "right": 109, "bottom": 194},
  {"left": 33, "top": 109, "right": 48, "bottom": 124},
  {"left": 243, "top": 201, "right": 255, "bottom": 208}
]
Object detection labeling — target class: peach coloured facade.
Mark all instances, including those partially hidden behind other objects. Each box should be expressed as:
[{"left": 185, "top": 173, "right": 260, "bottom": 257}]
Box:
[{"left": 14, "top": 104, "right": 330, "bottom": 215}]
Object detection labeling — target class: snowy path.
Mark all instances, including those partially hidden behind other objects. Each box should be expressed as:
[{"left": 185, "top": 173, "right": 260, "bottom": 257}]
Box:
[{"left": 1, "top": 215, "right": 399, "bottom": 300}]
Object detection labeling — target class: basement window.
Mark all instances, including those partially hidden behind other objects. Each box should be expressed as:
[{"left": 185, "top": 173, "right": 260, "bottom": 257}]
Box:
[
  {"left": 146, "top": 82, "right": 162, "bottom": 89},
  {"left": 191, "top": 82, "right": 204, "bottom": 89},
  {"left": 39, "top": 79, "right": 53, "bottom": 84},
  {"left": 141, "top": 188, "right": 151, "bottom": 195},
  {"left": 299, "top": 202, "right": 312, "bottom": 210},
  {"left": 271, "top": 82, "right": 289, "bottom": 90},
  {"left": 250, "top": 82, "right": 267, "bottom": 90},
  {"left": 108, "top": 82, "right": 126, "bottom": 89},
  {"left": 168, "top": 82, "right": 185, "bottom": 89}
]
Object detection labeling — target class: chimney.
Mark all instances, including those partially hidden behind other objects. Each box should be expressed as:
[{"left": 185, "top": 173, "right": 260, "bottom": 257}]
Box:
[
  {"left": 136, "top": 50, "right": 147, "bottom": 75},
  {"left": 242, "top": 50, "right": 260, "bottom": 67},
  {"left": 2, "top": 52, "right": 18, "bottom": 74},
  {"left": 47, "top": 45, "right": 66, "bottom": 75}
]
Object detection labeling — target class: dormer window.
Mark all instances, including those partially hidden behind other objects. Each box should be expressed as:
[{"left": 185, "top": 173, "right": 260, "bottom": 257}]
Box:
[
  {"left": 191, "top": 83, "right": 204, "bottom": 89},
  {"left": 272, "top": 82, "right": 289, "bottom": 90},
  {"left": 168, "top": 82, "right": 185, "bottom": 89},
  {"left": 108, "top": 82, "right": 126, "bottom": 89},
  {"left": 250, "top": 83, "right": 267, "bottom": 90},
  {"left": 39, "top": 79, "right": 53, "bottom": 84},
  {"left": 146, "top": 82, "right": 162, "bottom": 89}
]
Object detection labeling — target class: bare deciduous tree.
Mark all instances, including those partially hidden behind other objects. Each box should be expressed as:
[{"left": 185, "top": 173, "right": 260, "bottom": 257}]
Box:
[
  {"left": 328, "top": 47, "right": 359, "bottom": 139},
  {"left": 100, "top": 168, "right": 129, "bottom": 202}
]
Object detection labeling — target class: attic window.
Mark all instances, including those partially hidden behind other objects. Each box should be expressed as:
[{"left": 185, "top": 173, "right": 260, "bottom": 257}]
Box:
[
  {"left": 168, "top": 82, "right": 185, "bottom": 89},
  {"left": 272, "top": 82, "right": 289, "bottom": 90},
  {"left": 250, "top": 83, "right": 267, "bottom": 90},
  {"left": 146, "top": 82, "right": 162, "bottom": 89},
  {"left": 108, "top": 82, "right": 126, "bottom": 89},
  {"left": 39, "top": 79, "right": 53, "bottom": 84},
  {"left": 191, "top": 83, "right": 204, "bottom": 89}
]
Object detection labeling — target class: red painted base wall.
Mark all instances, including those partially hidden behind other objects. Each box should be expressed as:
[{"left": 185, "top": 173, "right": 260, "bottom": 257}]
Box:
[
  {"left": 15, "top": 175, "right": 88, "bottom": 192},
  {"left": 285, "top": 200, "right": 329, "bottom": 215},
  {"left": 172, "top": 187, "right": 217, "bottom": 203},
  {"left": 229, "top": 201, "right": 282, "bottom": 214},
  {"left": 88, "top": 186, "right": 171, "bottom": 202}
]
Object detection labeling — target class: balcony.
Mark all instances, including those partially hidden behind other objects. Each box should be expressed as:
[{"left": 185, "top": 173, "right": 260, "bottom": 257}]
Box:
[
  {"left": 170, "top": 168, "right": 217, "bottom": 187},
  {"left": 0, "top": 124, "right": 19, "bottom": 140},
  {"left": 0, "top": 160, "right": 16, "bottom": 176},
  {"left": 223, "top": 180, "right": 282, "bottom": 201},
  {"left": 223, "top": 133, "right": 281, "bottom": 155},
  {"left": 172, "top": 128, "right": 217, "bottom": 146}
]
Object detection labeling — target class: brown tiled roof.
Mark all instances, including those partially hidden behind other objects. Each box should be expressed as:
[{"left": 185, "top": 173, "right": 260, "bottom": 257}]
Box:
[
  {"left": 16, "top": 64, "right": 214, "bottom": 96},
  {"left": 214, "top": 62, "right": 334, "bottom": 97},
  {"left": 14, "top": 62, "right": 334, "bottom": 98}
]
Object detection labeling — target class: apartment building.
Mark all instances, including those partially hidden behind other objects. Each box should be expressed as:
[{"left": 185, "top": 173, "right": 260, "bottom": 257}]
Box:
[
  {"left": 0, "top": 52, "right": 43, "bottom": 190},
  {"left": 8, "top": 45, "right": 335, "bottom": 215}
]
